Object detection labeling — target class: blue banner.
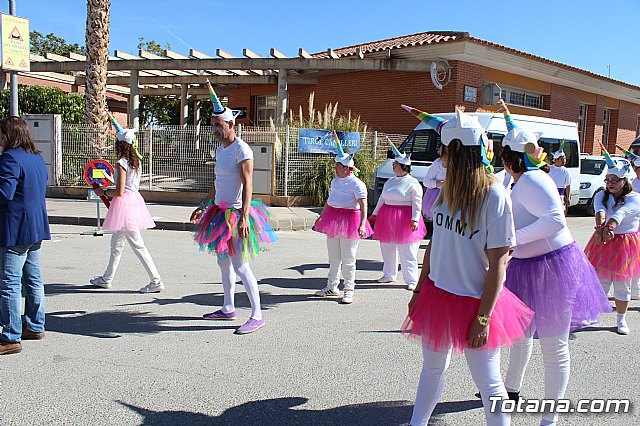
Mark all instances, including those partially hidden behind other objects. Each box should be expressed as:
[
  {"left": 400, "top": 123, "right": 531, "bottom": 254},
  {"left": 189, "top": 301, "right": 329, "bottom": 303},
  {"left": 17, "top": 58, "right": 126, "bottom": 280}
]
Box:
[{"left": 297, "top": 129, "right": 361, "bottom": 154}]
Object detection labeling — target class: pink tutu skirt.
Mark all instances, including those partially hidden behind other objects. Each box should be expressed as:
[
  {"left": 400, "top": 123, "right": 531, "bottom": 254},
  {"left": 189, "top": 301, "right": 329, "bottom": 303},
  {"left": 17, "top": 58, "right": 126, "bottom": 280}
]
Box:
[
  {"left": 102, "top": 192, "right": 155, "bottom": 232},
  {"left": 372, "top": 204, "right": 426, "bottom": 244},
  {"left": 313, "top": 205, "right": 373, "bottom": 239},
  {"left": 402, "top": 278, "right": 534, "bottom": 354},
  {"left": 193, "top": 200, "right": 277, "bottom": 261},
  {"left": 422, "top": 188, "right": 440, "bottom": 220},
  {"left": 585, "top": 231, "right": 640, "bottom": 281}
]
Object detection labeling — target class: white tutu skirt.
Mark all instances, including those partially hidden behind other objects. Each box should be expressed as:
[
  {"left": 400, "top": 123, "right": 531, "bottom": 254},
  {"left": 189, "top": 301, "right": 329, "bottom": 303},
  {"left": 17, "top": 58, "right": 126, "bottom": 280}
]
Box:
[{"left": 102, "top": 192, "right": 156, "bottom": 232}]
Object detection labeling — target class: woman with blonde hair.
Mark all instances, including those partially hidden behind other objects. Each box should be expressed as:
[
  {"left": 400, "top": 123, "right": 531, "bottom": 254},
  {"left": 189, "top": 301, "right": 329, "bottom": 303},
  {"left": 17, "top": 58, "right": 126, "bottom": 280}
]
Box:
[{"left": 400, "top": 106, "right": 533, "bottom": 426}]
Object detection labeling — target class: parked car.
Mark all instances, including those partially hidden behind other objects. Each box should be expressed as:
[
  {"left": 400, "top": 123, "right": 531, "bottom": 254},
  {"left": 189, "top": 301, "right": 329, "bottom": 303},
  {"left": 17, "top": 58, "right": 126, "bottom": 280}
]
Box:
[
  {"left": 372, "top": 112, "right": 582, "bottom": 207},
  {"left": 577, "top": 154, "right": 637, "bottom": 216}
]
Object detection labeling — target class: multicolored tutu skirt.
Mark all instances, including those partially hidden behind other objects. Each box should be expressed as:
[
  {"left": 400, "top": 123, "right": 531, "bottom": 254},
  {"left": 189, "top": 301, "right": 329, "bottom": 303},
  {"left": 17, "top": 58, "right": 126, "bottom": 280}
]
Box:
[
  {"left": 422, "top": 188, "right": 440, "bottom": 220},
  {"left": 402, "top": 278, "right": 533, "bottom": 354},
  {"left": 312, "top": 205, "right": 373, "bottom": 239},
  {"left": 506, "top": 242, "right": 611, "bottom": 338},
  {"left": 102, "top": 192, "right": 155, "bottom": 232},
  {"left": 193, "top": 200, "right": 277, "bottom": 261},
  {"left": 372, "top": 204, "right": 426, "bottom": 244},
  {"left": 584, "top": 231, "right": 640, "bottom": 282}
]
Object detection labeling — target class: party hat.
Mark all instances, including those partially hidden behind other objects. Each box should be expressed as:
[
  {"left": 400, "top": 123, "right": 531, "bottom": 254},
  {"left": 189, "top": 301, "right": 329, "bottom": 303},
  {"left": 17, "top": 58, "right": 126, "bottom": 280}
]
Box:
[
  {"left": 599, "top": 142, "right": 615, "bottom": 168},
  {"left": 207, "top": 80, "right": 225, "bottom": 114},
  {"left": 400, "top": 104, "right": 446, "bottom": 133},
  {"left": 615, "top": 144, "right": 640, "bottom": 163}
]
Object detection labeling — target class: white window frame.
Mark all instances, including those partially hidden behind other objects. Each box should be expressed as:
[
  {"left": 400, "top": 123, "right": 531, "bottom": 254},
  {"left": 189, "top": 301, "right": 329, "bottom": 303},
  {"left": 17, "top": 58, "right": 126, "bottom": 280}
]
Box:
[
  {"left": 602, "top": 109, "right": 611, "bottom": 147},
  {"left": 578, "top": 104, "right": 588, "bottom": 149},
  {"left": 500, "top": 86, "right": 544, "bottom": 109},
  {"left": 254, "top": 95, "right": 277, "bottom": 127}
]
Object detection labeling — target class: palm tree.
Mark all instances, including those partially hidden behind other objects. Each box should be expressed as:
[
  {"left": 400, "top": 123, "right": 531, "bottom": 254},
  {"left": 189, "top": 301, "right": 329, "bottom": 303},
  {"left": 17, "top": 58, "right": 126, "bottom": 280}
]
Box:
[{"left": 84, "top": 0, "right": 110, "bottom": 149}]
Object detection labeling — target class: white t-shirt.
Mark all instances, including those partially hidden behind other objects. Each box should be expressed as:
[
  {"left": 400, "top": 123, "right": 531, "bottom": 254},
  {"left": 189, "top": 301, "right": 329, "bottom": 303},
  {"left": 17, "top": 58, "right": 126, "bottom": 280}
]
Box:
[
  {"left": 214, "top": 138, "right": 253, "bottom": 209},
  {"left": 116, "top": 158, "right": 140, "bottom": 193},
  {"left": 373, "top": 174, "right": 423, "bottom": 221},
  {"left": 548, "top": 164, "right": 571, "bottom": 189},
  {"left": 423, "top": 158, "right": 446, "bottom": 189},
  {"left": 429, "top": 183, "right": 515, "bottom": 298},
  {"left": 510, "top": 169, "right": 574, "bottom": 259},
  {"left": 633, "top": 178, "right": 640, "bottom": 193},
  {"left": 327, "top": 174, "right": 368, "bottom": 209},
  {"left": 594, "top": 190, "right": 640, "bottom": 234}
]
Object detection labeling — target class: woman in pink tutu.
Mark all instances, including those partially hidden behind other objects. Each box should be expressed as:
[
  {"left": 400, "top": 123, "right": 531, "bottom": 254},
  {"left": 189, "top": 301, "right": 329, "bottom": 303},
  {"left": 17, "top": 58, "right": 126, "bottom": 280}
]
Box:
[
  {"left": 89, "top": 115, "right": 164, "bottom": 293},
  {"left": 585, "top": 147, "right": 640, "bottom": 335},
  {"left": 369, "top": 143, "right": 426, "bottom": 290},
  {"left": 421, "top": 146, "right": 446, "bottom": 221},
  {"left": 400, "top": 106, "right": 533, "bottom": 426},
  {"left": 313, "top": 132, "right": 372, "bottom": 304},
  {"left": 496, "top": 102, "right": 610, "bottom": 426}
]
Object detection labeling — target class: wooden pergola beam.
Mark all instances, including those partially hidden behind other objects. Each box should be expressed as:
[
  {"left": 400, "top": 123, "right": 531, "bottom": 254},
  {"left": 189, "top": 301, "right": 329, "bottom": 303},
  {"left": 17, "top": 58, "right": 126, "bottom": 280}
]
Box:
[
  {"left": 75, "top": 74, "right": 279, "bottom": 85},
  {"left": 30, "top": 57, "right": 433, "bottom": 73}
]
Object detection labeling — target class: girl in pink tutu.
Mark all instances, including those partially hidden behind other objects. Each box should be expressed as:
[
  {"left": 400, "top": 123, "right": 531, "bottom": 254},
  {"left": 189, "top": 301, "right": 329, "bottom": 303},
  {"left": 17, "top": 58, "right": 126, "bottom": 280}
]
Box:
[
  {"left": 90, "top": 115, "right": 164, "bottom": 293},
  {"left": 497, "top": 102, "right": 610, "bottom": 426},
  {"left": 400, "top": 106, "right": 533, "bottom": 426},
  {"left": 313, "top": 132, "right": 372, "bottom": 304},
  {"left": 369, "top": 143, "right": 426, "bottom": 290},
  {"left": 584, "top": 147, "right": 640, "bottom": 335},
  {"left": 421, "top": 146, "right": 446, "bottom": 221},
  {"left": 616, "top": 145, "right": 640, "bottom": 299}
]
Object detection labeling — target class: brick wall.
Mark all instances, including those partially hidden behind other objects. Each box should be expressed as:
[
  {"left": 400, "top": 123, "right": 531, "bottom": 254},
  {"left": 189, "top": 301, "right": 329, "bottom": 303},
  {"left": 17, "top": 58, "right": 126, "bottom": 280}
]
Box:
[
  {"left": 615, "top": 101, "right": 638, "bottom": 150},
  {"left": 549, "top": 85, "right": 580, "bottom": 123}
]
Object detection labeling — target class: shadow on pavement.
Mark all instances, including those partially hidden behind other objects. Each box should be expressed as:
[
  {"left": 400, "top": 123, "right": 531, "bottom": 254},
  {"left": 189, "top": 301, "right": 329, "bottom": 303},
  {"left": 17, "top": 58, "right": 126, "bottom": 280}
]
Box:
[
  {"left": 259, "top": 276, "right": 405, "bottom": 291},
  {"left": 287, "top": 259, "right": 383, "bottom": 275},
  {"left": 45, "top": 310, "right": 231, "bottom": 338},
  {"left": 572, "top": 325, "right": 619, "bottom": 334},
  {"left": 45, "top": 283, "right": 141, "bottom": 296}
]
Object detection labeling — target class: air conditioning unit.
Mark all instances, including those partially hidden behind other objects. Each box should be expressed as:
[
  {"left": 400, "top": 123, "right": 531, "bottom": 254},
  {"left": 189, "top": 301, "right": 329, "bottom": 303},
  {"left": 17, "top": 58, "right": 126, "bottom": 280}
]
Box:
[{"left": 482, "top": 83, "right": 501, "bottom": 105}]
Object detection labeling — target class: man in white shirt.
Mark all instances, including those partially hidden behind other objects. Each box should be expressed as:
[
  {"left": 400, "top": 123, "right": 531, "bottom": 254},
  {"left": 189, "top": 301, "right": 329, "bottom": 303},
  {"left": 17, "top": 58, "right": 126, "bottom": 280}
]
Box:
[{"left": 548, "top": 149, "right": 571, "bottom": 211}]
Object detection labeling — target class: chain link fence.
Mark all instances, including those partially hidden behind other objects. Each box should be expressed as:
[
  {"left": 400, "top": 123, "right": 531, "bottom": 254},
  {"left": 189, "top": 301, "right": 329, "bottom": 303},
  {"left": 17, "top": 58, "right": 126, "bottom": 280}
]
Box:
[{"left": 60, "top": 124, "right": 407, "bottom": 196}]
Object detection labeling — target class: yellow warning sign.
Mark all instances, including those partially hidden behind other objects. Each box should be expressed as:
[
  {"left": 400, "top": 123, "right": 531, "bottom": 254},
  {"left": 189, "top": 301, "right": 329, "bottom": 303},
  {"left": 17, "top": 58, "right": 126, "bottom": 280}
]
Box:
[{"left": 0, "top": 14, "right": 29, "bottom": 72}]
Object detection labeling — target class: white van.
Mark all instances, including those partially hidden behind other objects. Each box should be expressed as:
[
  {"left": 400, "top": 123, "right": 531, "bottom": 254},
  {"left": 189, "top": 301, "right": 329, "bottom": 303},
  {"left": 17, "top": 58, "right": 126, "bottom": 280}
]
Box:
[{"left": 373, "top": 112, "right": 581, "bottom": 207}]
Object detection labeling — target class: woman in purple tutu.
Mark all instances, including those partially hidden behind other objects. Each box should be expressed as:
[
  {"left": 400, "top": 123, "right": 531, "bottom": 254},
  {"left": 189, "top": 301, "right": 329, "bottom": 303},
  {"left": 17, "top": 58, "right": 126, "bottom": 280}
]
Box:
[
  {"left": 584, "top": 148, "right": 640, "bottom": 335},
  {"left": 497, "top": 101, "right": 610, "bottom": 426},
  {"left": 400, "top": 105, "right": 533, "bottom": 426},
  {"left": 421, "top": 146, "right": 446, "bottom": 221},
  {"left": 369, "top": 143, "right": 426, "bottom": 290},
  {"left": 313, "top": 132, "right": 372, "bottom": 304},
  {"left": 90, "top": 115, "right": 164, "bottom": 293}
]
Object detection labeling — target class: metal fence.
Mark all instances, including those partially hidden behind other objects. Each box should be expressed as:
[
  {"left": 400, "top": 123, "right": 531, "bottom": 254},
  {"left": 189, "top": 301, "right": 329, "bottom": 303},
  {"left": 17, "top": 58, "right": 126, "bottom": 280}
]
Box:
[{"left": 60, "top": 123, "right": 407, "bottom": 195}]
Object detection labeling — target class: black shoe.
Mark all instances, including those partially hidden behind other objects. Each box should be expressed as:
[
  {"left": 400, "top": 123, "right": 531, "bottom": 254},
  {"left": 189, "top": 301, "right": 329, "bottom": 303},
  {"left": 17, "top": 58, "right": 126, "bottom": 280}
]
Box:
[
  {"left": 507, "top": 391, "right": 520, "bottom": 402},
  {"left": 475, "top": 392, "right": 481, "bottom": 399}
]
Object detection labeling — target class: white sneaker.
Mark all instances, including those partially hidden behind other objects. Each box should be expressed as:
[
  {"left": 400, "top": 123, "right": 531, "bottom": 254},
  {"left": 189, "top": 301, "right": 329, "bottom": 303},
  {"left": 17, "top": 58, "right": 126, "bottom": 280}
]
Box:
[
  {"left": 406, "top": 283, "right": 417, "bottom": 291},
  {"left": 342, "top": 290, "right": 354, "bottom": 304},
  {"left": 89, "top": 276, "right": 112, "bottom": 289},
  {"left": 139, "top": 282, "right": 165, "bottom": 293},
  {"left": 617, "top": 317, "right": 630, "bottom": 335},
  {"left": 315, "top": 286, "right": 340, "bottom": 297},
  {"left": 377, "top": 275, "right": 396, "bottom": 283}
]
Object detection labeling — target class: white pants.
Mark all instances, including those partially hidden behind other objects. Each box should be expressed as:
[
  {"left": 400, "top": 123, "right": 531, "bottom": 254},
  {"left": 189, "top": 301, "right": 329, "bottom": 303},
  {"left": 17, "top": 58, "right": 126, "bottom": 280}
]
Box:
[
  {"left": 380, "top": 241, "right": 419, "bottom": 285},
  {"left": 327, "top": 236, "right": 359, "bottom": 291},
  {"left": 217, "top": 251, "right": 262, "bottom": 320},
  {"left": 504, "top": 328, "right": 570, "bottom": 425},
  {"left": 102, "top": 230, "right": 162, "bottom": 284},
  {"left": 632, "top": 278, "right": 640, "bottom": 298},
  {"left": 601, "top": 278, "right": 632, "bottom": 302},
  {"left": 411, "top": 345, "right": 510, "bottom": 426}
]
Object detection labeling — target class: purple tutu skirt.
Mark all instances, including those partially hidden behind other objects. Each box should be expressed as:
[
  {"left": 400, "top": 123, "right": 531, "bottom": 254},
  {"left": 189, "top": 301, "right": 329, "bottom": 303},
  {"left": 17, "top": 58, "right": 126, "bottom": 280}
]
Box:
[
  {"left": 505, "top": 242, "right": 611, "bottom": 338},
  {"left": 102, "top": 192, "right": 155, "bottom": 232},
  {"left": 372, "top": 204, "right": 426, "bottom": 244},
  {"left": 313, "top": 205, "right": 373, "bottom": 239},
  {"left": 402, "top": 278, "right": 534, "bottom": 354},
  {"left": 422, "top": 188, "right": 440, "bottom": 220}
]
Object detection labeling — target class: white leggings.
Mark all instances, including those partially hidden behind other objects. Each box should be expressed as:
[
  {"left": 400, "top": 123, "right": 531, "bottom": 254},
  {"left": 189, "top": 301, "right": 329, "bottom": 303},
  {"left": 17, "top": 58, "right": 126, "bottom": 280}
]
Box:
[
  {"left": 327, "top": 237, "right": 359, "bottom": 291},
  {"left": 217, "top": 252, "right": 262, "bottom": 320},
  {"left": 504, "top": 328, "right": 570, "bottom": 425},
  {"left": 380, "top": 241, "right": 420, "bottom": 285},
  {"left": 601, "top": 278, "right": 632, "bottom": 302},
  {"left": 410, "top": 345, "right": 510, "bottom": 426},
  {"left": 103, "top": 230, "right": 162, "bottom": 284}
]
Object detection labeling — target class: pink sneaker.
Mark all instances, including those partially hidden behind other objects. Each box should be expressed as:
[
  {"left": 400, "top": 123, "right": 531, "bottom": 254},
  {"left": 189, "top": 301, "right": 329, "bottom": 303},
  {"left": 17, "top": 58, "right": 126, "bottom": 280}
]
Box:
[
  {"left": 235, "top": 318, "right": 265, "bottom": 334},
  {"left": 202, "top": 310, "right": 237, "bottom": 320}
]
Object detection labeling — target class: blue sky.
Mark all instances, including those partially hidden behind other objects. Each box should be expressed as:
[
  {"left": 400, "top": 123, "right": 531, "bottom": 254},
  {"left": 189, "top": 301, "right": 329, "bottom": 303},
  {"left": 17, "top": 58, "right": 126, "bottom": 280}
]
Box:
[{"left": 3, "top": 0, "right": 639, "bottom": 85}]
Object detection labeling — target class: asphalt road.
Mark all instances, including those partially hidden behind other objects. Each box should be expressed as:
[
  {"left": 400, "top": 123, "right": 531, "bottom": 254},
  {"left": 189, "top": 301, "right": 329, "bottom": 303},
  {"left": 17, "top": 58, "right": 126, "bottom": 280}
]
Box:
[{"left": 1, "top": 214, "right": 638, "bottom": 425}]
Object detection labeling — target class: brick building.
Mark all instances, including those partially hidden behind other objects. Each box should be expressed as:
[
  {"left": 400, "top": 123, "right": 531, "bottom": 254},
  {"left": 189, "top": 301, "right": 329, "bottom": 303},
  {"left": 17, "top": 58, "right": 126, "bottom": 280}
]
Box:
[{"left": 227, "top": 31, "right": 640, "bottom": 155}]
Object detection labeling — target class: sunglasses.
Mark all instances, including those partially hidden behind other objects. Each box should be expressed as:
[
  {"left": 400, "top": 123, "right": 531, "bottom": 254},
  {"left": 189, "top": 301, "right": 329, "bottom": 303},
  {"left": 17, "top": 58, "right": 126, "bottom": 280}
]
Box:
[{"left": 604, "top": 177, "right": 623, "bottom": 184}]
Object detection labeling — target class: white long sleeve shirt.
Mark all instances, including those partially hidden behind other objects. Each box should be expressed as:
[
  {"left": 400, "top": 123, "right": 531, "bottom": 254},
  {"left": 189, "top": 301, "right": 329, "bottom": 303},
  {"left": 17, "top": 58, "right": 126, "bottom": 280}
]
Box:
[
  {"left": 422, "top": 158, "right": 446, "bottom": 189},
  {"left": 326, "top": 174, "right": 368, "bottom": 210},
  {"left": 373, "top": 174, "right": 423, "bottom": 221},
  {"left": 510, "top": 169, "right": 574, "bottom": 259},
  {"left": 594, "top": 190, "right": 640, "bottom": 234},
  {"left": 633, "top": 178, "right": 640, "bottom": 193}
]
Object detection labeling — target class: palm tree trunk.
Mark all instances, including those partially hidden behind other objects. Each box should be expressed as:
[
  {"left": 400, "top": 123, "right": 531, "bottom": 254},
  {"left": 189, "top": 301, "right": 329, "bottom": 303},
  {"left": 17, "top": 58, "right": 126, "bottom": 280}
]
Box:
[{"left": 84, "top": 0, "right": 110, "bottom": 152}]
